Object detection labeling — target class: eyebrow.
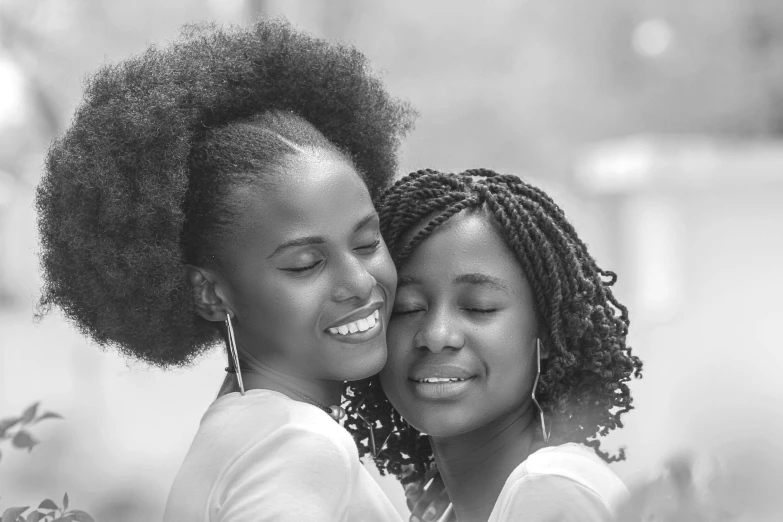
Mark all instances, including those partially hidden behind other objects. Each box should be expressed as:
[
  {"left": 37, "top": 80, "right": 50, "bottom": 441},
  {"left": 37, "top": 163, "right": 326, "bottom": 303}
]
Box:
[
  {"left": 266, "top": 211, "right": 379, "bottom": 259},
  {"left": 397, "top": 273, "right": 510, "bottom": 294},
  {"left": 396, "top": 274, "right": 419, "bottom": 289},
  {"left": 454, "top": 273, "right": 510, "bottom": 293}
]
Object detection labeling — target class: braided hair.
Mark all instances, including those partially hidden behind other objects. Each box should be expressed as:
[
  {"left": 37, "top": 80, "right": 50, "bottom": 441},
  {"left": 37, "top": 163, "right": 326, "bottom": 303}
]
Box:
[
  {"left": 36, "top": 19, "right": 415, "bottom": 368},
  {"left": 344, "top": 168, "right": 643, "bottom": 484}
]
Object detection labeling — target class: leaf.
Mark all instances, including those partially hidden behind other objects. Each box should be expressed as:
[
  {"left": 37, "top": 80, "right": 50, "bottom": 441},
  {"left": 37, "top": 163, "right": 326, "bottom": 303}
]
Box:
[
  {"left": 3, "top": 506, "right": 29, "bottom": 522},
  {"left": 34, "top": 412, "right": 63, "bottom": 424},
  {"left": 0, "top": 417, "right": 19, "bottom": 438},
  {"left": 37, "top": 500, "right": 58, "bottom": 511},
  {"left": 12, "top": 431, "right": 39, "bottom": 452},
  {"left": 26, "top": 512, "right": 42, "bottom": 522},
  {"left": 50, "top": 517, "right": 72, "bottom": 522},
  {"left": 67, "top": 512, "right": 93, "bottom": 522},
  {"left": 20, "top": 403, "right": 40, "bottom": 425}
]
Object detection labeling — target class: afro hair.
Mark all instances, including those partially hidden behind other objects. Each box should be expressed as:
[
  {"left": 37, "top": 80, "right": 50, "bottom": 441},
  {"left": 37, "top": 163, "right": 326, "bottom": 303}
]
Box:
[{"left": 36, "top": 19, "right": 416, "bottom": 368}]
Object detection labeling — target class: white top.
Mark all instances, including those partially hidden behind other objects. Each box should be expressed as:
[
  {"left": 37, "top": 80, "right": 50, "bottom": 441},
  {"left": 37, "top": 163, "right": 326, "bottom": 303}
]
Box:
[
  {"left": 163, "top": 389, "right": 401, "bottom": 522},
  {"left": 486, "top": 443, "right": 630, "bottom": 521}
]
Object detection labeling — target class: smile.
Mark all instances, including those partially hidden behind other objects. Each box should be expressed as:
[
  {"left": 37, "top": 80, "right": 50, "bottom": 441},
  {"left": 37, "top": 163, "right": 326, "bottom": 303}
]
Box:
[
  {"left": 413, "top": 377, "right": 467, "bottom": 383},
  {"left": 327, "top": 309, "right": 380, "bottom": 336},
  {"left": 407, "top": 375, "right": 476, "bottom": 401}
]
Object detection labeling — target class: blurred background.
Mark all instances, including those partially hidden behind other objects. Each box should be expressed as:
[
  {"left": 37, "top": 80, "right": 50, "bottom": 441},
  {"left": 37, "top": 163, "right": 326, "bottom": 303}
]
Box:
[{"left": 2, "top": 0, "right": 783, "bottom": 520}]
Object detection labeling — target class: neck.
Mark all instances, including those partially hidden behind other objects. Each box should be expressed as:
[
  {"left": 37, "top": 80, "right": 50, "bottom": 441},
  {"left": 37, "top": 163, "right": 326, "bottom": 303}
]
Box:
[
  {"left": 431, "top": 404, "right": 541, "bottom": 522},
  {"left": 221, "top": 345, "right": 343, "bottom": 408}
]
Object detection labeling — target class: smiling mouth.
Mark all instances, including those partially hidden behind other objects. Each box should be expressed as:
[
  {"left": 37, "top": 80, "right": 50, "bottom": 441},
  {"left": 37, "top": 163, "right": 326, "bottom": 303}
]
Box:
[
  {"left": 412, "top": 377, "right": 469, "bottom": 383},
  {"left": 408, "top": 376, "right": 475, "bottom": 400},
  {"left": 326, "top": 309, "right": 380, "bottom": 336}
]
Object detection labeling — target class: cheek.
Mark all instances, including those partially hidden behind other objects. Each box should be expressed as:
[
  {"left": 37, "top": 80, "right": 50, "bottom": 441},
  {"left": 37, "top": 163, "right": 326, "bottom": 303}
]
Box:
[
  {"left": 379, "top": 325, "right": 409, "bottom": 391},
  {"left": 370, "top": 249, "right": 397, "bottom": 301},
  {"left": 482, "top": 316, "right": 537, "bottom": 391},
  {"left": 236, "top": 273, "right": 325, "bottom": 331},
  {"left": 378, "top": 362, "right": 401, "bottom": 411},
  {"left": 382, "top": 323, "right": 407, "bottom": 373}
]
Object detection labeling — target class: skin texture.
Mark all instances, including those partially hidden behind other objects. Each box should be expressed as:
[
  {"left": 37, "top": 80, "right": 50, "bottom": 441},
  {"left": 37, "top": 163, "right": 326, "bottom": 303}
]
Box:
[
  {"left": 188, "top": 150, "right": 397, "bottom": 406},
  {"left": 381, "top": 209, "right": 549, "bottom": 521}
]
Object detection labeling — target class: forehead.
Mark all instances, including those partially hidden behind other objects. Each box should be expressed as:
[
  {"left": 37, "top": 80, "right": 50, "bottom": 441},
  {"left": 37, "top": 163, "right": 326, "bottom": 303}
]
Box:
[
  {"left": 400, "top": 209, "right": 526, "bottom": 286},
  {"left": 229, "top": 152, "right": 374, "bottom": 248},
  {"left": 268, "top": 152, "right": 368, "bottom": 213}
]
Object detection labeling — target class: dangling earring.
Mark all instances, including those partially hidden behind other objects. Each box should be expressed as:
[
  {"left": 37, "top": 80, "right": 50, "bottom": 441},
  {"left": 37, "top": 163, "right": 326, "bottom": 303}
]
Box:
[
  {"left": 354, "top": 395, "right": 393, "bottom": 460},
  {"left": 225, "top": 314, "right": 245, "bottom": 396},
  {"left": 531, "top": 338, "right": 551, "bottom": 443}
]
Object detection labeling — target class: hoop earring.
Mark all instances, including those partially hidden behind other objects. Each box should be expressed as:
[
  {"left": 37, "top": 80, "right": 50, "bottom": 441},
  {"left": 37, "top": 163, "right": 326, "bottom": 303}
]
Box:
[
  {"left": 531, "top": 338, "right": 550, "bottom": 443},
  {"left": 354, "top": 394, "right": 393, "bottom": 460},
  {"left": 225, "top": 314, "right": 244, "bottom": 396}
]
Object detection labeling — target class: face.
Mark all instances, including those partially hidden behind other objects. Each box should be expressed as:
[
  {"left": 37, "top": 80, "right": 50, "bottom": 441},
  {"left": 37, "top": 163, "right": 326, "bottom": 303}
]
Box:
[
  {"left": 380, "top": 209, "right": 541, "bottom": 437},
  {"left": 215, "top": 150, "right": 397, "bottom": 382}
]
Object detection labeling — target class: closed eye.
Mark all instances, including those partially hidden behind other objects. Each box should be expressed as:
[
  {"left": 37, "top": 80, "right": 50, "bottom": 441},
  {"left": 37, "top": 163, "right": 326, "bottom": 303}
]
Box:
[
  {"left": 462, "top": 308, "right": 497, "bottom": 314},
  {"left": 391, "top": 307, "right": 424, "bottom": 316},
  {"left": 356, "top": 238, "right": 381, "bottom": 253},
  {"left": 282, "top": 260, "right": 323, "bottom": 273}
]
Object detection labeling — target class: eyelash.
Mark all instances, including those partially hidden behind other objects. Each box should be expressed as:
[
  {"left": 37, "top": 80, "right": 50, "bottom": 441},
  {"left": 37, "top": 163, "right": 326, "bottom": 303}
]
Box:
[
  {"left": 283, "top": 260, "right": 323, "bottom": 273},
  {"left": 463, "top": 308, "right": 497, "bottom": 314},
  {"left": 392, "top": 307, "right": 497, "bottom": 316},
  {"left": 358, "top": 238, "right": 381, "bottom": 252},
  {"left": 283, "top": 239, "right": 380, "bottom": 273},
  {"left": 391, "top": 308, "right": 422, "bottom": 316}
]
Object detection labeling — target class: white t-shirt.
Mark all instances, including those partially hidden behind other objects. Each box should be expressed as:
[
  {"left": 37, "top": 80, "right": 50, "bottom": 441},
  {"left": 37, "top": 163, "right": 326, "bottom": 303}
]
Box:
[
  {"left": 163, "top": 389, "right": 401, "bottom": 522},
  {"left": 486, "top": 443, "right": 630, "bottom": 521}
]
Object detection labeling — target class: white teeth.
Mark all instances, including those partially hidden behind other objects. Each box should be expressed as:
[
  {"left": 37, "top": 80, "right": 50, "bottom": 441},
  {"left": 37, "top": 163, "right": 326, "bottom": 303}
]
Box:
[
  {"left": 328, "top": 309, "right": 382, "bottom": 336},
  {"left": 418, "top": 377, "right": 464, "bottom": 383}
]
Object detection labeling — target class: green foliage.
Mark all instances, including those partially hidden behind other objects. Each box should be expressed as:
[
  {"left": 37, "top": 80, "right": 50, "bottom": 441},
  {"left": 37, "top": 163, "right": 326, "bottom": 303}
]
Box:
[{"left": 0, "top": 404, "right": 93, "bottom": 522}]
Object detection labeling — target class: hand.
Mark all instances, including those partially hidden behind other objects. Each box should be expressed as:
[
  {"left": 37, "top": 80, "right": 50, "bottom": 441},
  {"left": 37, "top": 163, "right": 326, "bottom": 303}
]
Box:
[{"left": 403, "top": 463, "right": 454, "bottom": 522}]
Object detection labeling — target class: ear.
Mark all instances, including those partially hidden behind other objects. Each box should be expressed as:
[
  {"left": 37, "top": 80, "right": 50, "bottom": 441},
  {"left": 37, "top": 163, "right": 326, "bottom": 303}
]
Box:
[{"left": 183, "top": 265, "right": 232, "bottom": 322}]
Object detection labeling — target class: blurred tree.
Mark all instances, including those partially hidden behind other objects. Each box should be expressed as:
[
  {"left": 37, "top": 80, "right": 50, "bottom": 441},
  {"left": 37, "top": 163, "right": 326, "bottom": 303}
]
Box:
[
  {"left": 273, "top": 0, "right": 783, "bottom": 177},
  {"left": 0, "top": 0, "right": 214, "bottom": 184},
  {"left": 745, "top": 0, "right": 783, "bottom": 133},
  {"left": 5, "top": 0, "right": 783, "bottom": 183}
]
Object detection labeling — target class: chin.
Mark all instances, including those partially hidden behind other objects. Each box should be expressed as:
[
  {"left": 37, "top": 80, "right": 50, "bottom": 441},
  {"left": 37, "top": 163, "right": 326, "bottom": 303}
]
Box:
[
  {"left": 393, "top": 402, "right": 477, "bottom": 438},
  {"left": 411, "top": 417, "right": 469, "bottom": 438},
  {"left": 335, "top": 340, "right": 388, "bottom": 381}
]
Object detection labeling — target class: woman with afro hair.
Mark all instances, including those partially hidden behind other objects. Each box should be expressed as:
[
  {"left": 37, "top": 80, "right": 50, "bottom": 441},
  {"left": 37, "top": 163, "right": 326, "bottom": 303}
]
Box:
[
  {"left": 343, "top": 169, "right": 644, "bottom": 522},
  {"left": 36, "top": 19, "right": 418, "bottom": 521}
]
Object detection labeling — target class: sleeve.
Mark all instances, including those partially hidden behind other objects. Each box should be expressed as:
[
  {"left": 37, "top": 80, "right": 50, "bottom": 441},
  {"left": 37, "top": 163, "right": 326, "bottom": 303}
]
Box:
[
  {"left": 494, "top": 474, "right": 614, "bottom": 522},
  {"left": 213, "top": 424, "right": 355, "bottom": 522}
]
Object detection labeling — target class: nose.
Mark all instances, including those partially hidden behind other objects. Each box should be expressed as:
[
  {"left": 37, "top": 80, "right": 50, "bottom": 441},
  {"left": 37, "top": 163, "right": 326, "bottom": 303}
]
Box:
[
  {"left": 413, "top": 306, "right": 464, "bottom": 353},
  {"left": 332, "top": 252, "right": 376, "bottom": 302}
]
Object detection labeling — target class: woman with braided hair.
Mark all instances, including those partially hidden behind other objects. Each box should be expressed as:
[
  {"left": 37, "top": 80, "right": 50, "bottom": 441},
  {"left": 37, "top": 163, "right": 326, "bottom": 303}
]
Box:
[
  {"left": 35, "top": 19, "right": 423, "bottom": 521},
  {"left": 344, "top": 169, "right": 643, "bottom": 521}
]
